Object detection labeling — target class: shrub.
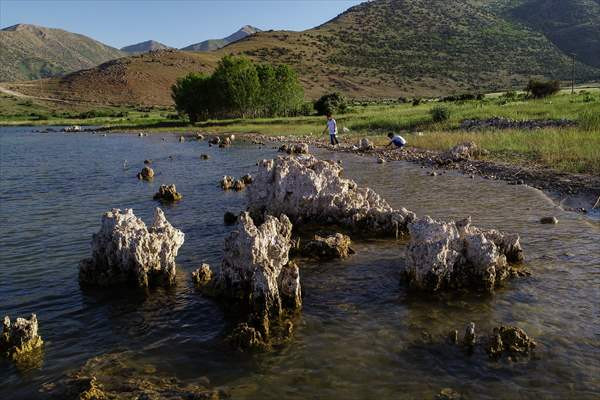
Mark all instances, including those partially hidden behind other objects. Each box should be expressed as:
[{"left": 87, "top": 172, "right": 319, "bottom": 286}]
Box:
[
  {"left": 412, "top": 98, "right": 421, "bottom": 106},
  {"left": 314, "top": 92, "right": 347, "bottom": 115},
  {"left": 430, "top": 105, "right": 450, "bottom": 122},
  {"left": 298, "top": 101, "right": 315, "bottom": 116},
  {"left": 525, "top": 79, "right": 560, "bottom": 98}
]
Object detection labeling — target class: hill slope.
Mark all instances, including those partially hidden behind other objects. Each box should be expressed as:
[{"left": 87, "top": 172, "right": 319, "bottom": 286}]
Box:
[
  {"left": 121, "top": 40, "right": 171, "bottom": 54},
  {"left": 181, "top": 25, "right": 261, "bottom": 51},
  {"left": 7, "top": 0, "right": 600, "bottom": 105},
  {"left": 0, "top": 24, "right": 125, "bottom": 82}
]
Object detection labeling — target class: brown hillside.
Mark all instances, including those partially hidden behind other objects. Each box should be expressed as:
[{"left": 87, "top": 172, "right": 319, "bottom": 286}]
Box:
[{"left": 7, "top": 0, "right": 600, "bottom": 106}]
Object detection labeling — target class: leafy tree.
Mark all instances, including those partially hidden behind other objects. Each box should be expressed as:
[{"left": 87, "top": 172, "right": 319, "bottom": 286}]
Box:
[
  {"left": 430, "top": 105, "right": 450, "bottom": 122},
  {"left": 212, "top": 56, "right": 261, "bottom": 118},
  {"left": 525, "top": 79, "right": 560, "bottom": 98},
  {"left": 314, "top": 92, "right": 347, "bottom": 115}
]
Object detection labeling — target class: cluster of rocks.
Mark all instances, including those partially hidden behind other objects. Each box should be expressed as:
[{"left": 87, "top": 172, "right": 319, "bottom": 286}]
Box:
[
  {"left": 405, "top": 216, "right": 525, "bottom": 292},
  {"left": 208, "top": 134, "right": 235, "bottom": 147},
  {"left": 193, "top": 212, "right": 300, "bottom": 350},
  {"left": 358, "top": 138, "right": 375, "bottom": 151},
  {"left": 79, "top": 208, "right": 184, "bottom": 288},
  {"left": 137, "top": 166, "right": 154, "bottom": 181},
  {"left": 220, "top": 174, "right": 253, "bottom": 191},
  {"left": 449, "top": 322, "right": 536, "bottom": 361},
  {"left": 1, "top": 314, "right": 43, "bottom": 367},
  {"left": 63, "top": 125, "right": 82, "bottom": 133},
  {"left": 460, "top": 117, "right": 576, "bottom": 131},
  {"left": 153, "top": 184, "right": 183, "bottom": 202},
  {"left": 247, "top": 155, "right": 416, "bottom": 237},
  {"left": 278, "top": 143, "right": 309, "bottom": 154}
]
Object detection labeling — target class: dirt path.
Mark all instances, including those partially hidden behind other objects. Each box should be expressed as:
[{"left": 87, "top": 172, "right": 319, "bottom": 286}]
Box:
[{"left": 0, "top": 84, "right": 76, "bottom": 104}]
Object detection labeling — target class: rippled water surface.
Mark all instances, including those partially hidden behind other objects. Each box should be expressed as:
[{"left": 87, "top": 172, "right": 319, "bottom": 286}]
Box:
[{"left": 1, "top": 127, "right": 599, "bottom": 399}]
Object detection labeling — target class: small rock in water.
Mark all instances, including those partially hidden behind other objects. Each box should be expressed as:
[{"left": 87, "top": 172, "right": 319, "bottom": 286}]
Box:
[
  {"left": 429, "top": 171, "right": 437, "bottom": 176},
  {"left": 143, "top": 159, "right": 152, "bottom": 164},
  {"left": 241, "top": 174, "right": 254, "bottom": 185},
  {"left": 448, "top": 329, "right": 459, "bottom": 344},
  {"left": 377, "top": 157, "right": 386, "bottom": 164},
  {"left": 436, "top": 388, "right": 463, "bottom": 400},
  {"left": 179, "top": 136, "right": 185, "bottom": 142},
  {"left": 200, "top": 154, "right": 210, "bottom": 160},
  {"left": 233, "top": 179, "right": 246, "bottom": 191},
  {"left": 540, "top": 216, "right": 558, "bottom": 224},
  {"left": 464, "top": 322, "right": 476, "bottom": 347},
  {"left": 220, "top": 176, "right": 234, "bottom": 190},
  {"left": 136, "top": 166, "right": 154, "bottom": 181},
  {"left": 486, "top": 325, "right": 536, "bottom": 360},
  {"left": 1, "top": 314, "right": 44, "bottom": 365},
  {"left": 153, "top": 184, "right": 183, "bottom": 202},
  {"left": 296, "top": 233, "right": 355, "bottom": 260},
  {"left": 192, "top": 264, "right": 213, "bottom": 287}
]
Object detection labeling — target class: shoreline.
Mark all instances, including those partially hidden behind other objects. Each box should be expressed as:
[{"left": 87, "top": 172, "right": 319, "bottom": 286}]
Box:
[{"left": 239, "top": 133, "right": 600, "bottom": 214}]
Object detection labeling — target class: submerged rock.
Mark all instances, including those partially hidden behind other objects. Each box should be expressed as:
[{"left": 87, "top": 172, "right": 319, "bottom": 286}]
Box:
[
  {"left": 241, "top": 174, "right": 254, "bottom": 185},
  {"left": 200, "top": 154, "right": 210, "bottom": 160},
  {"left": 41, "top": 351, "right": 218, "bottom": 400},
  {"left": 209, "top": 136, "right": 220, "bottom": 145},
  {"left": 233, "top": 179, "right": 246, "bottom": 191},
  {"left": 247, "top": 155, "right": 415, "bottom": 236},
  {"left": 179, "top": 135, "right": 185, "bottom": 142},
  {"left": 220, "top": 175, "right": 234, "bottom": 190},
  {"left": 464, "top": 322, "right": 476, "bottom": 347},
  {"left": 296, "top": 233, "right": 355, "bottom": 260},
  {"left": 153, "top": 184, "right": 183, "bottom": 202},
  {"left": 278, "top": 143, "right": 309, "bottom": 154},
  {"left": 219, "top": 137, "right": 232, "bottom": 148},
  {"left": 1, "top": 314, "right": 43, "bottom": 365},
  {"left": 405, "top": 216, "right": 524, "bottom": 292},
  {"left": 224, "top": 211, "right": 238, "bottom": 225},
  {"left": 225, "top": 323, "right": 265, "bottom": 351},
  {"left": 136, "top": 166, "right": 154, "bottom": 181},
  {"left": 79, "top": 208, "right": 184, "bottom": 288},
  {"left": 486, "top": 325, "right": 536, "bottom": 360}
]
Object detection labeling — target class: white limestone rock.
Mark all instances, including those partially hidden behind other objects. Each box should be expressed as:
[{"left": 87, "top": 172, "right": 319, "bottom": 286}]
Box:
[
  {"left": 359, "top": 138, "right": 375, "bottom": 151},
  {"left": 405, "top": 216, "right": 524, "bottom": 292},
  {"left": 247, "top": 155, "right": 415, "bottom": 236},
  {"left": 79, "top": 208, "right": 184, "bottom": 288},
  {"left": 213, "top": 212, "right": 301, "bottom": 319}
]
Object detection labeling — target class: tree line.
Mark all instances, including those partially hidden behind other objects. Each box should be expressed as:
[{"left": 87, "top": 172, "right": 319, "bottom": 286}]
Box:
[{"left": 172, "top": 56, "right": 305, "bottom": 122}]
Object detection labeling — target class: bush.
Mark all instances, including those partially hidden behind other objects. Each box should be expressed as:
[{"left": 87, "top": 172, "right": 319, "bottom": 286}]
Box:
[
  {"left": 412, "top": 98, "right": 421, "bottom": 106},
  {"left": 314, "top": 92, "right": 347, "bottom": 115},
  {"left": 525, "top": 79, "right": 560, "bottom": 98},
  {"left": 298, "top": 101, "right": 315, "bottom": 116},
  {"left": 430, "top": 105, "right": 450, "bottom": 122}
]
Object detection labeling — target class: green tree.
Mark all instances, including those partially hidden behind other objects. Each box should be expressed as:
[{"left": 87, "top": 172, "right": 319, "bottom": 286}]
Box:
[{"left": 212, "top": 56, "right": 260, "bottom": 118}]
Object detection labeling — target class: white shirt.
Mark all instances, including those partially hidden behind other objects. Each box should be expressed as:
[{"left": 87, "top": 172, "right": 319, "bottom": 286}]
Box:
[{"left": 327, "top": 118, "right": 337, "bottom": 135}]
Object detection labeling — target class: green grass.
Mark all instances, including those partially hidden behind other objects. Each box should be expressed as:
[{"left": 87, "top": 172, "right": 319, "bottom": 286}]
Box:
[{"left": 2, "top": 90, "right": 599, "bottom": 175}]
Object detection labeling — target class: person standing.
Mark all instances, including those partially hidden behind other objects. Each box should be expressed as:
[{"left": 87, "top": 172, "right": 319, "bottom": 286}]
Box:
[{"left": 324, "top": 113, "right": 339, "bottom": 146}]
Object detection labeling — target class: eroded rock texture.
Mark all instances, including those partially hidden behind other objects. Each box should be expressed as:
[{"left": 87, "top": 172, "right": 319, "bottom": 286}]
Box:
[
  {"left": 440, "top": 142, "right": 486, "bottom": 162},
  {"left": 220, "top": 176, "right": 234, "bottom": 190},
  {"left": 1, "top": 314, "right": 43, "bottom": 366},
  {"left": 247, "top": 155, "right": 415, "bottom": 236},
  {"left": 405, "top": 216, "right": 524, "bottom": 292},
  {"left": 137, "top": 166, "right": 154, "bottom": 181},
  {"left": 486, "top": 325, "right": 537, "bottom": 360},
  {"left": 359, "top": 138, "right": 375, "bottom": 151},
  {"left": 278, "top": 143, "right": 309, "bottom": 154},
  {"left": 79, "top": 208, "right": 184, "bottom": 288},
  {"left": 295, "top": 233, "right": 355, "bottom": 260}
]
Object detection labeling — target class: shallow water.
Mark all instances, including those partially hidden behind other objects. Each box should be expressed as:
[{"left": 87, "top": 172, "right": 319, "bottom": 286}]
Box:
[{"left": 1, "top": 127, "right": 599, "bottom": 399}]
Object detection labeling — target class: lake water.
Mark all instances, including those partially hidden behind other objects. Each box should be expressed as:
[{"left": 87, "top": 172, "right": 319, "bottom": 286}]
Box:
[{"left": 1, "top": 127, "right": 599, "bottom": 399}]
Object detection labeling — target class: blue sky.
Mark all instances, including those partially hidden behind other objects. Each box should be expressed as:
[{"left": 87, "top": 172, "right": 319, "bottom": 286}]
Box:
[{"left": 0, "top": 0, "right": 364, "bottom": 49}]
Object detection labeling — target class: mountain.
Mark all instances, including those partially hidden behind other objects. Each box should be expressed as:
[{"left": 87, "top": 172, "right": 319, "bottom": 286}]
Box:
[
  {"left": 492, "top": 0, "right": 600, "bottom": 68},
  {"left": 121, "top": 40, "right": 171, "bottom": 54},
  {"left": 181, "top": 25, "right": 261, "bottom": 51},
  {"left": 7, "top": 0, "right": 600, "bottom": 105},
  {"left": 0, "top": 24, "right": 125, "bottom": 82}
]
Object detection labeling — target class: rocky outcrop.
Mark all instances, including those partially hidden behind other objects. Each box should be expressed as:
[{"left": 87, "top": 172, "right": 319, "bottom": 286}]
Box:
[
  {"left": 405, "top": 216, "right": 524, "bottom": 292},
  {"left": 241, "top": 174, "right": 253, "bottom": 185},
  {"left": 192, "top": 263, "right": 213, "bottom": 287},
  {"left": 224, "top": 211, "right": 238, "bottom": 225},
  {"left": 440, "top": 142, "right": 486, "bottom": 162},
  {"left": 294, "top": 233, "right": 355, "bottom": 260},
  {"left": 359, "top": 138, "right": 375, "bottom": 151},
  {"left": 460, "top": 117, "right": 575, "bottom": 131},
  {"left": 41, "top": 352, "right": 218, "bottom": 400},
  {"left": 1, "top": 314, "right": 43, "bottom": 365},
  {"left": 233, "top": 179, "right": 246, "bottom": 191},
  {"left": 153, "top": 184, "right": 183, "bottom": 202},
  {"left": 247, "top": 155, "right": 415, "bottom": 236},
  {"left": 136, "top": 166, "right": 154, "bottom": 180},
  {"left": 79, "top": 208, "right": 184, "bottom": 288}
]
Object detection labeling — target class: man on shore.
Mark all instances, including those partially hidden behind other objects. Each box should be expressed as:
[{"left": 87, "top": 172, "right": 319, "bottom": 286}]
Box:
[
  {"left": 324, "top": 113, "right": 339, "bottom": 146},
  {"left": 386, "top": 132, "right": 407, "bottom": 149}
]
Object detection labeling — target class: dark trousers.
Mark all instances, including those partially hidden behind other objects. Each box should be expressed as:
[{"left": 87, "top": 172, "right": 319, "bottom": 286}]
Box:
[{"left": 330, "top": 134, "right": 339, "bottom": 145}]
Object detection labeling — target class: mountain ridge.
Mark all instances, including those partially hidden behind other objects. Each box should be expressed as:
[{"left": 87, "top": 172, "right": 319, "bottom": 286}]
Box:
[
  {"left": 121, "top": 40, "right": 171, "bottom": 54},
  {"left": 181, "top": 25, "right": 261, "bottom": 51}
]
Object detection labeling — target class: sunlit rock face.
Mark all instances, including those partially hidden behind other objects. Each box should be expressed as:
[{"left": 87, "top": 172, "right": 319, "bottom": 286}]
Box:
[
  {"left": 247, "top": 155, "right": 415, "bottom": 236},
  {"left": 79, "top": 208, "right": 184, "bottom": 288},
  {"left": 405, "top": 216, "right": 524, "bottom": 292},
  {"left": 1, "top": 314, "right": 43, "bottom": 367}
]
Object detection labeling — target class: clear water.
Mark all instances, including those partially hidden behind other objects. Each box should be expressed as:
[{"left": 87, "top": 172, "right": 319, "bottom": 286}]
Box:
[{"left": 1, "top": 127, "right": 599, "bottom": 399}]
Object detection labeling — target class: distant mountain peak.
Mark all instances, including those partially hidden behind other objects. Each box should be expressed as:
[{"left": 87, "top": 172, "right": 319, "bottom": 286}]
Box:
[
  {"left": 2, "top": 23, "right": 44, "bottom": 32},
  {"left": 181, "top": 25, "right": 262, "bottom": 52},
  {"left": 121, "top": 40, "right": 171, "bottom": 53}
]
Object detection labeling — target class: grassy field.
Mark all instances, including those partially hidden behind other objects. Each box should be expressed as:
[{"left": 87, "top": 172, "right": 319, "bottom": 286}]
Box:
[{"left": 2, "top": 89, "right": 599, "bottom": 175}]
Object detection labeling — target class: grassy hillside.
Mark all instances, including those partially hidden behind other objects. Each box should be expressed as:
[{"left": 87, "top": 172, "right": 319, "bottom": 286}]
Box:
[
  {"left": 5, "top": 0, "right": 600, "bottom": 105},
  {"left": 181, "top": 25, "right": 261, "bottom": 51},
  {"left": 0, "top": 24, "right": 125, "bottom": 82},
  {"left": 121, "top": 40, "right": 171, "bottom": 54}
]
